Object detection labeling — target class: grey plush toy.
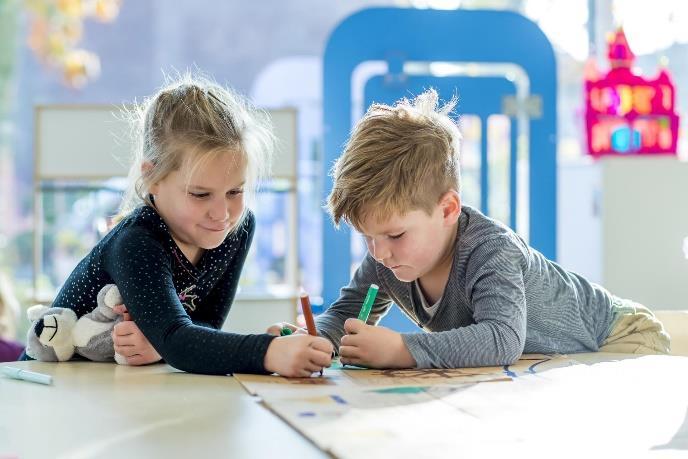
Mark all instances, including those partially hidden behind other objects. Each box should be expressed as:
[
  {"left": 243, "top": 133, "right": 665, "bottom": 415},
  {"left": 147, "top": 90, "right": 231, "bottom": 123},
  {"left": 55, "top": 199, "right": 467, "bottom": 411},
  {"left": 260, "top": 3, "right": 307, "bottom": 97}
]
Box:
[{"left": 26, "top": 284, "right": 127, "bottom": 364}]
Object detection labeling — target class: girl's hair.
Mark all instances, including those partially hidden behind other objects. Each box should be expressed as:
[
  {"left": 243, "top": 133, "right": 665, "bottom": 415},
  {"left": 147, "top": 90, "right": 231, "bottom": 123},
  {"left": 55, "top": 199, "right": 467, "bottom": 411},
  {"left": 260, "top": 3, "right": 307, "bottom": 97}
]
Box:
[{"left": 117, "top": 73, "right": 274, "bottom": 229}]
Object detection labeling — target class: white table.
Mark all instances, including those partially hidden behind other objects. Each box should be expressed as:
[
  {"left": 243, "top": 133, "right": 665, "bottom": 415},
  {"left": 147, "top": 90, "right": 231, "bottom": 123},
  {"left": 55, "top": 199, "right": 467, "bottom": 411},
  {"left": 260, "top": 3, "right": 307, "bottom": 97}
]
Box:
[{"left": 0, "top": 361, "right": 326, "bottom": 458}]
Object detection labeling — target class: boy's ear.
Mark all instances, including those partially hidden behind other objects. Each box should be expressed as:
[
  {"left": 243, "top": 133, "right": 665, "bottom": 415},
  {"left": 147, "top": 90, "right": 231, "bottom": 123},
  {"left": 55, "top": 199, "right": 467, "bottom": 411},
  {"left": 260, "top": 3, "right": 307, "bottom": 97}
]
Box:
[{"left": 439, "top": 190, "right": 461, "bottom": 224}]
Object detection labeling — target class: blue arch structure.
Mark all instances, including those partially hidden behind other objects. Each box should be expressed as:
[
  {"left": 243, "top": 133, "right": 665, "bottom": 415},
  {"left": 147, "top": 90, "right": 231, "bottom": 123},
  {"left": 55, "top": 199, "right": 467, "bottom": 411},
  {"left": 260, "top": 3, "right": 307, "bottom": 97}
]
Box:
[{"left": 322, "top": 8, "right": 557, "bottom": 310}]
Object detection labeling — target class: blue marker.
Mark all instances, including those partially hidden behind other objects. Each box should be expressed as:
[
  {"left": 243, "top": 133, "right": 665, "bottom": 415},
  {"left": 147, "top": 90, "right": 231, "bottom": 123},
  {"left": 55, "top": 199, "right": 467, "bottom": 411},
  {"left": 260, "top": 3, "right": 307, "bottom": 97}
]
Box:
[{"left": 1, "top": 366, "right": 53, "bottom": 385}]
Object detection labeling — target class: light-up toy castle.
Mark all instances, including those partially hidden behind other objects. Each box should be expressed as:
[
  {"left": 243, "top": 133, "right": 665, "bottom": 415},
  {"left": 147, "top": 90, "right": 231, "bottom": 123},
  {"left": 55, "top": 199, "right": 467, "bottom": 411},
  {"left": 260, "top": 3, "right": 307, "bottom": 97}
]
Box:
[{"left": 585, "top": 28, "right": 679, "bottom": 157}]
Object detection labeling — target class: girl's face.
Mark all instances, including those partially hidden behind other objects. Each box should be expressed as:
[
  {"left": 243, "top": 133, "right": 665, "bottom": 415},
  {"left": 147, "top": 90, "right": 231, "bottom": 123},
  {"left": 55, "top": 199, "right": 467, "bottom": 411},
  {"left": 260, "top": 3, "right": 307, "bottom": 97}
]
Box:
[{"left": 149, "top": 151, "right": 247, "bottom": 264}]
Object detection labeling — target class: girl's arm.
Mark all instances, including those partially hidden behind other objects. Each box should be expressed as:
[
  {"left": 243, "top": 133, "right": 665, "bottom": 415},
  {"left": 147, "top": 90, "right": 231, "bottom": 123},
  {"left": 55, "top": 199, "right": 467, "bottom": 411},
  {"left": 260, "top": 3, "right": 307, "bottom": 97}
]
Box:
[{"left": 103, "top": 225, "right": 274, "bottom": 375}]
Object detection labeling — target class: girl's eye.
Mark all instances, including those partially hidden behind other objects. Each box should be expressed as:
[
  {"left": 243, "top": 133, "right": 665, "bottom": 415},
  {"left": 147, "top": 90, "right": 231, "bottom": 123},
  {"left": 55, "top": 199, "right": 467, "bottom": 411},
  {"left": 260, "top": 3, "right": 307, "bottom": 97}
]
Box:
[
  {"left": 228, "top": 189, "right": 244, "bottom": 196},
  {"left": 189, "top": 192, "right": 209, "bottom": 199},
  {"left": 389, "top": 232, "right": 405, "bottom": 240}
]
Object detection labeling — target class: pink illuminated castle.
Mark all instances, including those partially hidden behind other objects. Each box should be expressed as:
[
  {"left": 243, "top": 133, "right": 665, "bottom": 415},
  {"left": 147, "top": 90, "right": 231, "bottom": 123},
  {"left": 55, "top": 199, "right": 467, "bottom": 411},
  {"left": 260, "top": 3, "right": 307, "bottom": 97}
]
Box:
[{"left": 584, "top": 28, "right": 679, "bottom": 157}]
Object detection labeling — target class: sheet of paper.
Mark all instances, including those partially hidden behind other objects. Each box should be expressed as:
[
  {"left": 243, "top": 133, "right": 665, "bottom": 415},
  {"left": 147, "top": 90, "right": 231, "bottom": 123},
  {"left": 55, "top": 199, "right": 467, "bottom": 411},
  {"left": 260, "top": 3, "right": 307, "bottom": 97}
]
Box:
[{"left": 237, "top": 355, "right": 688, "bottom": 458}]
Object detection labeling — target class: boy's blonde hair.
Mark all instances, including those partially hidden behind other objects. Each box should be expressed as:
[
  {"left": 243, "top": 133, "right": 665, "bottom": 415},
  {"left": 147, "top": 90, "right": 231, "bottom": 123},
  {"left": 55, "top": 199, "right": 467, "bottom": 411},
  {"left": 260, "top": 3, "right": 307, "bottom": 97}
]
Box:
[
  {"left": 327, "top": 89, "right": 461, "bottom": 229},
  {"left": 117, "top": 72, "right": 274, "bottom": 229}
]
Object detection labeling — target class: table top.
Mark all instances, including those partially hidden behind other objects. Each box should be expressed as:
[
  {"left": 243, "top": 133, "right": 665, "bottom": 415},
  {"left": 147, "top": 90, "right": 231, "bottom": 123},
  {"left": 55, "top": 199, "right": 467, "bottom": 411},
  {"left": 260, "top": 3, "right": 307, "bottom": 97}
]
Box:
[
  {"left": 0, "top": 360, "right": 326, "bottom": 459},
  {"left": 2, "top": 354, "right": 687, "bottom": 458}
]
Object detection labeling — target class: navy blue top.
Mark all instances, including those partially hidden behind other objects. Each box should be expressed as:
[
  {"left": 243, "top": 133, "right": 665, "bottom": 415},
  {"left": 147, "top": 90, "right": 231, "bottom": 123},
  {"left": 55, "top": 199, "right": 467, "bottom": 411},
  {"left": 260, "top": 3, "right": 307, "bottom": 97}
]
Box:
[{"left": 48, "top": 205, "right": 275, "bottom": 375}]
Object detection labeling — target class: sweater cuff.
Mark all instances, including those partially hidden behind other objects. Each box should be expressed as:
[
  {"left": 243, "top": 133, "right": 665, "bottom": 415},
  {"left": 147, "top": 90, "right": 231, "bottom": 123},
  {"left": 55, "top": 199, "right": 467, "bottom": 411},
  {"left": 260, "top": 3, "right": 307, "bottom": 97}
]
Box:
[
  {"left": 245, "top": 333, "right": 277, "bottom": 374},
  {"left": 401, "top": 333, "right": 432, "bottom": 369}
]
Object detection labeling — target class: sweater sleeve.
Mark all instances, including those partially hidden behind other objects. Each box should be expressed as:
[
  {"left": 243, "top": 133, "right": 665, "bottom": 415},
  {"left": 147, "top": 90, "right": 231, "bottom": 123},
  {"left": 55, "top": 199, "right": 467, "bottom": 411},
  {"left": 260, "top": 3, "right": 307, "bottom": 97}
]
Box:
[
  {"left": 102, "top": 221, "right": 274, "bottom": 375},
  {"left": 315, "top": 253, "right": 393, "bottom": 350},
  {"left": 402, "top": 235, "right": 528, "bottom": 368}
]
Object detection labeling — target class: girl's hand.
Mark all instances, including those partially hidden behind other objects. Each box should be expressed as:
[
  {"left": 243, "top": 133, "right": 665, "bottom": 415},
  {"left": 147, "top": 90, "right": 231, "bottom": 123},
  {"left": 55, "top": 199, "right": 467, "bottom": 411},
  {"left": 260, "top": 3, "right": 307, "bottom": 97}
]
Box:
[
  {"left": 266, "top": 322, "right": 307, "bottom": 336},
  {"left": 339, "top": 318, "right": 416, "bottom": 369},
  {"left": 263, "top": 334, "right": 333, "bottom": 377},
  {"left": 112, "top": 305, "right": 162, "bottom": 366}
]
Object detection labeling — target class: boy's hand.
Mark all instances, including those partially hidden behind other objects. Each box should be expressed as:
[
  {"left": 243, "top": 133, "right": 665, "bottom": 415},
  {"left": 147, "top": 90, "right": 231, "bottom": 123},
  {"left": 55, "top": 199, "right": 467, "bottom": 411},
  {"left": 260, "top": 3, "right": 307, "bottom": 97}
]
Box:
[
  {"left": 339, "top": 318, "right": 416, "bottom": 369},
  {"left": 264, "top": 334, "right": 333, "bottom": 377},
  {"left": 112, "top": 305, "right": 162, "bottom": 366},
  {"left": 266, "top": 322, "right": 307, "bottom": 336}
]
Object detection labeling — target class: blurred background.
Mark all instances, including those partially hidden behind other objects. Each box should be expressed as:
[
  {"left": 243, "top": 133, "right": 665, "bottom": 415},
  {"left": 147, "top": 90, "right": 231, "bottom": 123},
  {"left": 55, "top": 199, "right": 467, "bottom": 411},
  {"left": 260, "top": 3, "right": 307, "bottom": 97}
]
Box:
[{"left": 2, "top": 0, "right": 688, "bottom": 353}]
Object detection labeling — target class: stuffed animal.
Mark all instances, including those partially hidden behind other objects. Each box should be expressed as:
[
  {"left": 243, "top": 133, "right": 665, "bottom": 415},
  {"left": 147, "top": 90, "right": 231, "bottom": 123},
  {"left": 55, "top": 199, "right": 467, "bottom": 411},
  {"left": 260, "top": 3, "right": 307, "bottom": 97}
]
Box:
[{"left": 26, "top": 284, "right": 127, "bottom": 364}]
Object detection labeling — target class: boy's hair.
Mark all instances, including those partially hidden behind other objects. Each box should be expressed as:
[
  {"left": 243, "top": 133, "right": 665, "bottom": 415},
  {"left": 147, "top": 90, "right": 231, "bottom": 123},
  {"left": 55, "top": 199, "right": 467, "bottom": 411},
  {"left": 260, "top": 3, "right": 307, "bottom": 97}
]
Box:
[
  {"left": 327, "top": 89, "right": 461, "bottom": 229},
  {"left": 117, "top": 72, "right": 274, "bottom": 228}
]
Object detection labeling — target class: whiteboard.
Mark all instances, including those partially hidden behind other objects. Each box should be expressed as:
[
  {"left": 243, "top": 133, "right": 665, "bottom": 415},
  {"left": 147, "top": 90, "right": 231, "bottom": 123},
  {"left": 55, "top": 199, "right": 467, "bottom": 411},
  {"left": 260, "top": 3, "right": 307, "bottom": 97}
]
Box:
[{"left": 35, "top": 105, "right": 298, "bottom": 180}]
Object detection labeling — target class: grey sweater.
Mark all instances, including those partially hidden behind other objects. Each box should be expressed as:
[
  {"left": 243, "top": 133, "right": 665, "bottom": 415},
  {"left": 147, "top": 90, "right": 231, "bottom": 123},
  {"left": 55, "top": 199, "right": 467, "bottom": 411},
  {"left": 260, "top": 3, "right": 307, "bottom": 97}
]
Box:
[{"left": 316, "top": 205, "right": 616, "bottom": 368}]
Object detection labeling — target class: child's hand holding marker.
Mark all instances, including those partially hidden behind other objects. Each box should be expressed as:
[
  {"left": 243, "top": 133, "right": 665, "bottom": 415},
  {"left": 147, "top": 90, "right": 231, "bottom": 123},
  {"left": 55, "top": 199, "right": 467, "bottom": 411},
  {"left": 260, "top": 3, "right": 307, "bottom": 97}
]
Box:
[
  {"left": 263, "top": 334, "right": 333, "bottom": 378},
  {"left": 339, "top": 284, "right": 416, "bottom": 369},
  {"left": 264, "top": 290, "right": 332, "bottom": 377}
]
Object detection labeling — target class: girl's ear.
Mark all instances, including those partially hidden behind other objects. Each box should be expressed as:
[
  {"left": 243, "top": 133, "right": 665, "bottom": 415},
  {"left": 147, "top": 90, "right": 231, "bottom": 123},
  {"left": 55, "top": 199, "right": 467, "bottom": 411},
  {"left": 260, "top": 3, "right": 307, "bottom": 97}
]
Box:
[
  {"left": 439, "top": 190, "right": 461, "bottom": 224},
  {"left": 141, "top": 161, "right": 158, "bottom": 194}
]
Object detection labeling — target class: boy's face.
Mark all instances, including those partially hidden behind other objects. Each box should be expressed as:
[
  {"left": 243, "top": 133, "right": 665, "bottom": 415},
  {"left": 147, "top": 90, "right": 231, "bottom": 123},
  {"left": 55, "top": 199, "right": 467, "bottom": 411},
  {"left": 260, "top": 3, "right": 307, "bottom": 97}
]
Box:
[
  {"left": 149, "top": 151, "right": 246, "bottom": 262},
  {"left": 357, "top": 192, "right": 461, "bottom": 283}
]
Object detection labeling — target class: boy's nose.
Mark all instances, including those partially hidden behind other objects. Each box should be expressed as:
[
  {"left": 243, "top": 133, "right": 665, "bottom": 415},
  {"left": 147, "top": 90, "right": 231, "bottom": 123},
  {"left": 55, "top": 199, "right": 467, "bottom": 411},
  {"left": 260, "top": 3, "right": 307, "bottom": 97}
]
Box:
[{"left": 371, "top": 240, "right": 391, "bottom": 263}]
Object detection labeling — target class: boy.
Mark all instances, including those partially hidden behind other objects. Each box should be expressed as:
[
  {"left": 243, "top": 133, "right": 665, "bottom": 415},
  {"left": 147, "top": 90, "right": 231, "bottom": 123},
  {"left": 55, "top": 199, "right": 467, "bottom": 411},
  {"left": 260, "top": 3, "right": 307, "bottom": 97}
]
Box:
[{"left": 275, "top": 89, "right": 670, "bottom": 369}]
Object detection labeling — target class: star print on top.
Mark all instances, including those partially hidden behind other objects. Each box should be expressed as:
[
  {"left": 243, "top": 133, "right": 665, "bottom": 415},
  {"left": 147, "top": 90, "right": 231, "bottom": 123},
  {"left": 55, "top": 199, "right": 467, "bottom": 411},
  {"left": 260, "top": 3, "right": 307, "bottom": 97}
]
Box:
[{"left": 46, "top": 205, "right": 274, "bottom": 375}]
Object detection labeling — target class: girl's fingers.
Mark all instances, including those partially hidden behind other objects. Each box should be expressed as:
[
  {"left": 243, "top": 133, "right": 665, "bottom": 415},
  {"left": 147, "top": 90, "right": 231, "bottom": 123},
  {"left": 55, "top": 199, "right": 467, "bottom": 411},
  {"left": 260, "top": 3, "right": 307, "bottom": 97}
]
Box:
[
  {"left": 308, "top": 349, "right": 332, "bottom": 368},
  {"left": 114, "top": 344, "right": 136, "bottom": 357},
  {"left": 309, "top": 337, "right": 334, "bottom": 354},
  {"left": 125, "top": 354, "right": 146, "bottom": 366}
]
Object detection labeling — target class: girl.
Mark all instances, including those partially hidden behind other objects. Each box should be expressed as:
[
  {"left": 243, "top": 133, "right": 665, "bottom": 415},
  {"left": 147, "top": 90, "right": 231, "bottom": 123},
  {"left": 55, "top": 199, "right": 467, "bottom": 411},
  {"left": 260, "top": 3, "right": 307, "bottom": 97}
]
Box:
[{"left": 24, "top": 75, "right": 333, "bottom": 377}]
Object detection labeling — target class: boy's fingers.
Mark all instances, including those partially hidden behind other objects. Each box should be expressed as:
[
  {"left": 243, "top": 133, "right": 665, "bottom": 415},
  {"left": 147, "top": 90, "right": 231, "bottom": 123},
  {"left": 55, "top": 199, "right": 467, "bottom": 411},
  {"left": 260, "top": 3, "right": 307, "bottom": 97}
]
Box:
[
  {"left": 340, "top": 333, "right": 361, "bottom": 347},
  {"left": 341, "top": 356, "right": 365, "bottom": 367},
  {"left": 266, "top": 324, "right": 283, "bottom": 336},
  {"left": 122, "top": 312, "right": 132, "bottom": 321},
  {"left": 344, "top": 318, "right": 364, "bottom": 334},
  {"left": 338, "top": 345, "right": 360, "bottom": 360}
]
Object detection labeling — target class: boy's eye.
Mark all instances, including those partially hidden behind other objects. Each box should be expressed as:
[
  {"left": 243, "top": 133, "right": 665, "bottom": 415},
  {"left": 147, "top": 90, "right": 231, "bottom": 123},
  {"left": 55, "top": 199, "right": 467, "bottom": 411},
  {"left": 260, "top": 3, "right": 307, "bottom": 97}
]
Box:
[
  {"left": 389, "top": 232, "right": 405, "bottom": 240},
  {"left": 189, "top": 192, "right": 209, "bottom": 199},
  {"left": 228, "top": 189, "right": 244, "bottom": 196}
]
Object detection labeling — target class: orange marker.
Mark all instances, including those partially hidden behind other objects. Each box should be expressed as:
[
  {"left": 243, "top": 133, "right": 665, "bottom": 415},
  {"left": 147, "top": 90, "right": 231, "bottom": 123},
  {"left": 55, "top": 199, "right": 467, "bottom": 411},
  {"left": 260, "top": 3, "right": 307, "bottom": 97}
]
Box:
[
  {"left": 300, "top": 291, "right": 317, "bottom": 337},
  {"left": 300, "top": 290, "right": 322, "bottom": 376}
]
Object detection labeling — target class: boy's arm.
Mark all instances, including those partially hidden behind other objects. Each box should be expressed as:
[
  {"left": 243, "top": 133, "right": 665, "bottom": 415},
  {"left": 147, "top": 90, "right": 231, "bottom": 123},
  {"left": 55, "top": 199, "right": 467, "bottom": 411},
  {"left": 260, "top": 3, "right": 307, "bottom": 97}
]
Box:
[
  {"left": 316, "top": 253, "right": 393, "bottom": 350},
  {"left": 402, "top": 236, "right": 528, "bottom": 368}
]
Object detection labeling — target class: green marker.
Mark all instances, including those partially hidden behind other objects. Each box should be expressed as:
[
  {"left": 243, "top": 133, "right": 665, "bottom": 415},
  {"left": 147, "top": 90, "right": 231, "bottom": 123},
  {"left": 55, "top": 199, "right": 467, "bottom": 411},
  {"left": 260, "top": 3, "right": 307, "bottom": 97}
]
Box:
[
  {"left": 357, "top": 284, "right": 379, "bottom": 323},
  {"left": 280, "top": 327, "right": 293, "bottom": 336}
]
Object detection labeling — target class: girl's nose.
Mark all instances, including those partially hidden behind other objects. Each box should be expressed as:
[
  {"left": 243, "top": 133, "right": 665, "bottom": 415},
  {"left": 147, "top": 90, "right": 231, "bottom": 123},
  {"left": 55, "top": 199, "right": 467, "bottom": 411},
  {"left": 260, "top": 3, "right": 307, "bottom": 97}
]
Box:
[{"left": 209, "top": 198, "right": 229, "bottom": 222}]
